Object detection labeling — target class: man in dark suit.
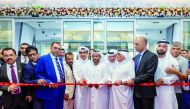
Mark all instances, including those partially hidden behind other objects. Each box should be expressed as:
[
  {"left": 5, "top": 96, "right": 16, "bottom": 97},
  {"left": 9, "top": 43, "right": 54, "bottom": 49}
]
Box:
[
  {"left": 36, "top": 42, "right": 65, "bottom": 109},
  {"left": 23, "top": 45, "right": 43, "bottom": 109},
  {"left": 0, "top": 48, "right": 32, "bottom": 109},
  {"left": 126, "top": 36, "right": 158, "bottom": 109},
  {"left": 16, "top": 43, "right": 29, "bottom": 64}
]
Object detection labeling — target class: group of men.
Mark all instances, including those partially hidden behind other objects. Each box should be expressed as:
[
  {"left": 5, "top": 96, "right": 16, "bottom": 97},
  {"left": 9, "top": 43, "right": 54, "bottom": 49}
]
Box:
[{"left": 0, "top": 36, "right": 190, "bottom": 109}]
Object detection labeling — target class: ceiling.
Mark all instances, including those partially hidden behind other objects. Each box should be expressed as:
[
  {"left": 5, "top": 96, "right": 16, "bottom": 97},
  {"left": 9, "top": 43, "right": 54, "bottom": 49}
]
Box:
[
  {"left": 136, "top": 20, "right": 179, "bottom": 30},
  {"left": 26, "top": 21, "right": 62, "bottom": 30},
  {"left": 24, "top": 20, "right": 179, "bottom": 31}
]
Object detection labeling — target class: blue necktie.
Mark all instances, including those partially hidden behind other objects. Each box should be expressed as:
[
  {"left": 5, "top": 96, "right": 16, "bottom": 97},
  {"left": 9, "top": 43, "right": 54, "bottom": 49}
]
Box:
[
  {"left": 55, "top": 58, "right": 64, "bottom": 82},
  {"left": 135, "top": 54, "right": 141, "bottom": 72}
]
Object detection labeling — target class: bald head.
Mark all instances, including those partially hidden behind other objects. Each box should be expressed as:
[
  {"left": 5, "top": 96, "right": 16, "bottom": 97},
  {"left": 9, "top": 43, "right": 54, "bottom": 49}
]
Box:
[{"left": 134, "top": 36, "right": 147, "bottom": 53}]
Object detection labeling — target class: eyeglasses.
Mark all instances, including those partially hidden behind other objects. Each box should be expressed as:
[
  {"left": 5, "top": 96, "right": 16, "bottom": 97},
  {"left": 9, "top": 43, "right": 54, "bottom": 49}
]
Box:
[{"left": 28, "top": 53, "right": 38, "bottom": 57}]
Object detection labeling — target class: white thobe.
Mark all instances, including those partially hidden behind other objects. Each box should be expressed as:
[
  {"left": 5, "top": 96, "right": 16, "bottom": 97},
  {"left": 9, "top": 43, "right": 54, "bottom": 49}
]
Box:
[
  {"left": 73, "top": 60, "right": 91, "bottom": 109},
  {"left": 109, "top": 60, "right": 135, "bottom": 109},
  {"left": 154, "top": 55, "right": 179, "bottom": 109},
  {"left": 88, "top": 63, "right": 109, "bottom": 109},
  {"left": 106, "top": 61, "right": 118, "bottom": 81}
]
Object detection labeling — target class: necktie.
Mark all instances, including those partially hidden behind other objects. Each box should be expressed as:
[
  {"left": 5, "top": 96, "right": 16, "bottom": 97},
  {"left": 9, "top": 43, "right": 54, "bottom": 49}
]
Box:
[
  {"left": 135, "top": 54, "right": 141, "bottom": 72},
  {"left": 55, "top": 58, "right": 64, "bottom": 82},
  {"left": 10, "top": 65, "right": 19, "bottom": 94},
  {"left": 24, "top": 56, "right": 27, "bottom": 64}
]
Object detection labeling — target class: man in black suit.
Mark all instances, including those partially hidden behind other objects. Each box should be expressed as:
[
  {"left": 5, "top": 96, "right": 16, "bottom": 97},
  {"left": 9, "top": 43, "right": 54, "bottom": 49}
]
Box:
[
  {"left": 126, "top": 36, "right": 158, "bottom": 109},
  {"left": 16, "top": 43, "right": 29, "bottom": 64},
  {"left": 23, "top": 45, "right": 43, "bottom": 109},
  {"left": 0, "top": 48, "right": 32, "bottom": 109}
]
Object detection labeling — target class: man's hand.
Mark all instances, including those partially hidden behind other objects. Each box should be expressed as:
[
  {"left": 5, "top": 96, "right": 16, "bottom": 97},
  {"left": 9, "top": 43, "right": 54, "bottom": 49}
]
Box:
[
  {"left": 165, "top": 67, "right": 178, "bottom": 75},
  {"left": 94, "top": 84, "right": 99, "bottom": 89},
  {"left": 155, "top": 79, "right": 164, "bottom": 86},
  {"left": 187, "top": 69, "right": 190, "bottom": 75},
  {"left": 25, "top": 96, "right": 32, "bottom": 102},
  {"left": 78, "top": 80, "right": 83, "bottom": 86},
  {"left": 37, "top": 79, "right": 46, "bottom": 85},
  {"left": 64, "top": 93, "right": 69, "bottom": 101},
  {"left": 49, "top": 82, "right": 59, "bottom": 88},
  {"left": 78, "top": 79, "right": 87, "bottom": 86},
  {"left": 106, "top": 81, "right": 112, "bottom": 87},
  {"left": 8, "top": 84, "right": 19, "bottom": 93},
  {"left": 88, "top": 83, "right": 93, "bottom": 88},
  {"left": 126, "top": 79, "right": 134, "bottom": 85},
  {"left": 114, "top": 80, "right": 122, "bottom": 86}
]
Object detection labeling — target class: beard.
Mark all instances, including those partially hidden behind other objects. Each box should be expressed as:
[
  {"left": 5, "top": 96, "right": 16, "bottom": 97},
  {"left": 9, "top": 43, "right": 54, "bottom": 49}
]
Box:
[
  {"left": 157, "top": 50, "right": 167, "bottom": 55},
  {"left": 93, "top": 59, "right": 100, "bottom": 65}
]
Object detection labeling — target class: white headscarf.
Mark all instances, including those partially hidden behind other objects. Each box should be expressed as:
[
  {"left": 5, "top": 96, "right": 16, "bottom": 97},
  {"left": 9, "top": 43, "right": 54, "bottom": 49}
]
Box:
[
  {"left": 117, "top": 50, "right": 132, "bottom": 62},
  {"left": 107, "top": 49, "right": 118, "bottom": 56},
  {"left": 156, "top": 40, "right": 171, "bottom": 58},
  {"left": 77, "top": 46, "right": 89, "bottom": 62},
  {"left": 91, "top": 50, "right": 106, "bottom": 64}
]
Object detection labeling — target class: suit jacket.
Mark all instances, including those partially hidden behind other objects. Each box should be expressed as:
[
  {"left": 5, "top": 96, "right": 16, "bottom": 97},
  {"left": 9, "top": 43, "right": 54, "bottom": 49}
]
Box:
[
  {"left": 23, "top": 61, "right": 38, "bottom": 84},
  {"left": 0, "top": 62, "right": 31, "bottom": 108},
  {"left": 16, "top": 56, "right": 29, "bottom": 64},
  {"left": 16, "top": 56, "right": 21, "bottom": 63},
  {"left": 35, "top": 53, "right": 65, "bottom": 101},
  {"left": 0, "top": 60, "right": 4, "bottom": 65},
  {"left": 64, "top": 62, "right": 75, "bottom": 99},
  {"left": 133, "top": 50, "right": 158, "bottom": 98}
]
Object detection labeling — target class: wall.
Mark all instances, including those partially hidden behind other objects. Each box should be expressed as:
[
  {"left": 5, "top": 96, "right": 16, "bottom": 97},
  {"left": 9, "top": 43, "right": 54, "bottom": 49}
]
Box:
[
  {"left": 136, "top": 29, "right": 166, "bottom": 42},
  {"left": 35, "top": 29, "right": 62, "bottom": 42}
]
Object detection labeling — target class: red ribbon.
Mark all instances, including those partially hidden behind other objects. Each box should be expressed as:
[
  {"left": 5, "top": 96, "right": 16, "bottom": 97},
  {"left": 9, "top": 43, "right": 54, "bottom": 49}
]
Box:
[{"left": 0, "top": 82, "right": 190, "bottom": 87}]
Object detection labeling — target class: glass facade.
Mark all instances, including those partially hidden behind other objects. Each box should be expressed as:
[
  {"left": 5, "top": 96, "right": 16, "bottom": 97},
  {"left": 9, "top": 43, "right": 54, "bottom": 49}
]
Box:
[
  {"left": 64, "top": 21, "right": 91, "bottom": 52},
  {"left": 183, "top": 21, "right": 190, "bottom": 50},
  {"left": 0, "top": 19, "right": 185, "bottom": 56},
  {"left": 0, "top": 20, "right": 12, "bottom": 50},
  {"left": 107, "top": 21, "right": 134, "bottom": 51},
  {"left": 63, "top": 20, "right": 135, "bottom": 55},
  {"left": 93, "top": 21, "right": 105, "bottom": 51}
]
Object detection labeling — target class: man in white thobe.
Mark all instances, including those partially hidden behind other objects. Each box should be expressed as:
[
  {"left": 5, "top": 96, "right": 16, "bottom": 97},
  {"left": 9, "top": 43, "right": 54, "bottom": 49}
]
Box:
[
  {"left": 106, "top": 49, "right": 118, "bottom": 83},
  {"left": 73, "top": 46, "right": 91, "bottom": 109},
  {"left": 154, "top": 40, "right": 179, "bottom": 109},
  {"left": 109, "top": 50, "right": 135, "bottom": 109},
  {"left": 88, "top": 51, "right": 109, "bottom": 109}
]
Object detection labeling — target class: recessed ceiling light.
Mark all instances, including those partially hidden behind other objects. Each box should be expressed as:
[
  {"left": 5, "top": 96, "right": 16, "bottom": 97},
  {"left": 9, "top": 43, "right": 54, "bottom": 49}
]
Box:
[{"left": 153, "top": 22, "right": 159, "bottom": 23}]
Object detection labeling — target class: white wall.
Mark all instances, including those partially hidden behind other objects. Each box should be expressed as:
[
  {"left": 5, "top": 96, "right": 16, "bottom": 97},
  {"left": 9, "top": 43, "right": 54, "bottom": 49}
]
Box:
[
  {"left": 35, "top": 29, "right": 61, "bottom": 42},
  {"left": 136, "top": 29, "right": 166, "bottom": 42}
]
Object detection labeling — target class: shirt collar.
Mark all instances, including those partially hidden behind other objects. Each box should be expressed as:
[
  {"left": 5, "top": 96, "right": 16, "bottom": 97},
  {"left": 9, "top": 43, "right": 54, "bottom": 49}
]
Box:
[
  {"left": 7, "top": 62, "right": 17, "bottom": 67},
  {"left": 32, "top": 62, "right": 37, "bottom": 65},
  {"left": 21, "top": 55, "right": 27, "bottom": 59},
  {"left": 50, "top": 53, "right": 60, "bottom": 60},
  {"left": 138, "top": 49, "right": 147, "bottom": 56},
  {"left": 50, "top": 53, "right": 57, "bottom": 59}
]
